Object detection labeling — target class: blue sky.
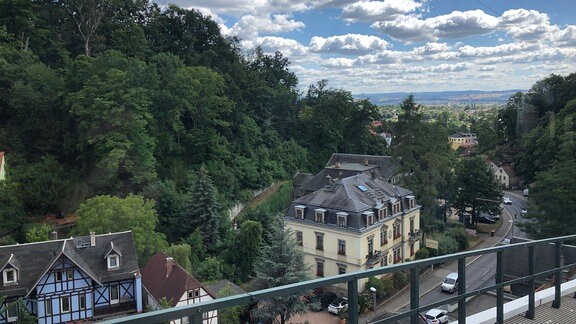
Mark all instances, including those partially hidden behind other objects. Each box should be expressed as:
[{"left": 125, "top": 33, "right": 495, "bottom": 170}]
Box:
[{"left": 157, "top": 1, "right": 576, "bottom": 94}]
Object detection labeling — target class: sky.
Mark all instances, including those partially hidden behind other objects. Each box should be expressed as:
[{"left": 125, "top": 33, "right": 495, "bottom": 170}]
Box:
[{"left": 154, "top": 0, "right": 576, "bottom": 94}]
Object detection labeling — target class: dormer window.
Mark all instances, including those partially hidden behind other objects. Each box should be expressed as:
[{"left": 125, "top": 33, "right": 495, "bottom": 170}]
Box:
[
  {"left": 336, "top": 212, "right": 348, "bottom": 227},
  {"left": 3, "top": 268, "right": 17, "bottom": 285},
  {"left": 107, "top": 254, "right": 120, "bottom": 270},
  {"left": 314, "top": 209, "right": 326, "bottom": 223},
  {"left": 407, "top": 195, "right": 415, "bottom": 209},
  {"left": 392, "top": 202, "right": 401, "bottom": 214},
  {"left": 378, "top": 206, "right": 387, "bottom": 221},
  {"left": 295, "top": 205, "right": 305, "bottom": 219},
  {"left": 363, "top": 211, "right": 374, "bottom": 227},
  {"left": 105, "top": 241, "right": 122, "bottom": 270}
]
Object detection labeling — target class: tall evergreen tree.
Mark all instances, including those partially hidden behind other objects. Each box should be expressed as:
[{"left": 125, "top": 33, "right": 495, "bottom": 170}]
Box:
[
  {"left": 232, "top": 220, "right": 263, "bottom": 282},
  {"left": 187, "top": 165, "right": 223, "bottom": 253},
  {"left": 252, "top": 221, "right": 309, "bottom": 324},
  {"left": 452, "top": 157, "right": 502, "bottom": 226}
]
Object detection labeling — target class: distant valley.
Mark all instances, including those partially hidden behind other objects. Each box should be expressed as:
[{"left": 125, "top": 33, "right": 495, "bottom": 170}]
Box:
[{"left": 354, "top": 89, "right": 526, "bottom": 106}]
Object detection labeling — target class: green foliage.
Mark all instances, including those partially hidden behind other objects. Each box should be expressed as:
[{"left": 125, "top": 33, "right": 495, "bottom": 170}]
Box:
[
  {"left": 438, "top": 236, "right": 459, "bottom": 256},
  {"left": 196, "top": 257, "right": 224, "bottom": 282},
  {"left": 73, "top": 194, "right": 168, "bottom": 265},
  {"left": 452, "top": 156, "right": 502, "bottom": 226},
  {"left": 25, "top": 224, "right": 52, "bottom": 243},
  {"left": 180, "top": 229, "right": 206, "bottom": 270},
  {"left": 381, "top": 279, "right": 394, "bottom": 296},
  {"left": 0, "top": 180, "right": 25, "bottom": 237},
  {"left": 392, "top": 272, "right": 407, "bottom": 290},
  {"left": 164, "top": 244, "right": 192, "bottom": 273},
  {"left": 216, "top": 283, "right": 245, "bottom": 324},
  {"left": 231, "top": 220, "right": 263, "bottom": 282},
  {"left": 366, "top": 277, "right": 386, "bottom": 299},
  {"left": 252, "top": 222, "right": 309, "bottom": 324},
  {"left": 414, "top": 247, "right": 430, "bottom": 260},
  {"left": 445, "top": 227, "right": 469, "bottom": 251}
]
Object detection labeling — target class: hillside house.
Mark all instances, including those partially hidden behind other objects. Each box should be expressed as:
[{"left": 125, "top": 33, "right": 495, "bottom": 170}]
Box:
[
  {"left": 0, "top": 231, "right": 142, "bottom": 323},
  {"left": 141, "top": 252, "right": 217, "bottom": 324}
]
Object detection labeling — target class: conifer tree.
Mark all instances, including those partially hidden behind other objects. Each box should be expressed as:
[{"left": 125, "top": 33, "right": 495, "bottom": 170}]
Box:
[{"left": 252, "top": 220, "right": 309, "bottom": 324}]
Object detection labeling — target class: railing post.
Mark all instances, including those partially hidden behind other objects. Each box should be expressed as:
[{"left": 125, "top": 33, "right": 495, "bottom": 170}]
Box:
[
  {"left": 496, "top": 250, "right": 503, "bottom": 324},
  {"left": 410, "top": 267, "right": 420, "bottom": 324},
  {"left": 458, "top": 258, "right": 466, "bottom": 324},
  {"left": 190, "top": 312, "right": 203, "bottom": 324},
  {"left": 525, "top": 245, "right": 535, "bottom": 319},
  {"left": 347, "top": 277, "right": 359, "bottom": 324},
  {"left": 552, "top": 241, "right": 562, "bottom": 309}
]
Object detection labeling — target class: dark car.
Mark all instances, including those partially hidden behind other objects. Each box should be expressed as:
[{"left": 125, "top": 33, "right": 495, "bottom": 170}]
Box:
[{"left": 478, "top": 215, "right": 496, "bottom": 224}]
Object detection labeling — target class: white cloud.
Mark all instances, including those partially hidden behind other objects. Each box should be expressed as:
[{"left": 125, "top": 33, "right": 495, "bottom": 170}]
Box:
[
  {"left": 309, "top": 34, "right": 390, "bottom": 55},
  {"left": 230, "top": 14, "right": 305, "bottom": 39},
  {"left": 413, "top": 42, "right": 451, "bottom": 55},
  {"left": 341, "top": 0, "right": 422, "bottom": 23},
  {"left": 553, "top": 25, "right": 576, "bottom": 47},
  {"left": 241, "top": 36, "right": 310, "bottom": 59}
]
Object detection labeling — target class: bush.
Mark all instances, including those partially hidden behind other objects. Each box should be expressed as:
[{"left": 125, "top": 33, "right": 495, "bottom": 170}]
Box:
[
  {"left": 381, "top": 279, "right": 394, "bottom": 296},
  {"left": 393, "top": 271, "right": 407, "bottom": 290},
  {"left": 446, "top": 226, "right": 469, "bottom": 251},
  {"left": 438, "top": 236, "right": 459, "bottom": 256},
  {"left": 366, "top": 276, "right": 386, "bottom": 299},
  {"left": 415, "top": 247, "right": 429, "bottom": 260}
]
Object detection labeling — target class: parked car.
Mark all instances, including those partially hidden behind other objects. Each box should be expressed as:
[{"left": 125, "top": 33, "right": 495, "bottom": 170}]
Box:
[
  {"left": 327, "top": 297, "right": 348, "bottom": 315},
  {"left": 490, "top": 213, "right": 501, "bottom": 220},
  {"left": 424, "top": 308, "right": 449, "bottom": 324},
  {"left": 503, "top": 197, "right": 512, "bottom": 205},
  {"left": 521, "top": 209, "right": 528, "bottom": 215},
  {"left": 478, "top": 215, "right": 496, "bottom": 224}
]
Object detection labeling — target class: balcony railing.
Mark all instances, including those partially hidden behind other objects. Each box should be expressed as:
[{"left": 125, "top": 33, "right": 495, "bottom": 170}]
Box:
[
  {"left": 409, "top": 229, "right": 421, "bottom": 242},
  {"left": 104, "top": 234, "right": 576, "bottom": 324}
]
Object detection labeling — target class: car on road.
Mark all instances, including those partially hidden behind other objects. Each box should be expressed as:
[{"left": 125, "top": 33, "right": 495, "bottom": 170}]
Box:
[
  {"left": 424, "top": 308, "right": 449, "bottom": 324},
  {"left": 441, "top": 272, "right": 459, "bottom": 293},
  {"left": 521, "top": 209, "right": 528, "bottom": 215},
  {"left": 478, "top": 215, "right": 496, "bottom": 224},
  {"left": 327, "top": 297, "right": 348, "bottom": 315},
  {"left": 503, "top": 197, "right": 512, "bottom": 205}
]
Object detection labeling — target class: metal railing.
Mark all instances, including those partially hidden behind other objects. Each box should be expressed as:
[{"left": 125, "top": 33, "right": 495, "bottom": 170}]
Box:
[{"left": 105, "top": 234, "right": 576, "bottom": 324}]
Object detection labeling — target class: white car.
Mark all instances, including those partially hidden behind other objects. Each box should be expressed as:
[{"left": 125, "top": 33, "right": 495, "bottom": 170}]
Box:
[
  {"left": 503, "top": 197, "right": 512, "bottom": 205},
  {"left": 521, "top": 209, "right": 528, "bottom": 215},
  {"left": 327, "top": 297, "right": 348, "bottom": 315},
  {"left": 424, "top": 308, "right": 449, "bottom": 324}
]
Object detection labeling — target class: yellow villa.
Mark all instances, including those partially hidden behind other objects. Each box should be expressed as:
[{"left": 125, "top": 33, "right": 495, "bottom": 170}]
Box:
[{"left": 286, "top": 155, "right": 421, "bottom": 292}]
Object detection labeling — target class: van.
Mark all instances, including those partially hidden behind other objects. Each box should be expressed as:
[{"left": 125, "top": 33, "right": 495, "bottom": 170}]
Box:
[
  {"left": 441, "top": 272, "right": 459, "bottom": 293},
  {"left": 523, "top": 189, "right": 529, "bottom": 197}
]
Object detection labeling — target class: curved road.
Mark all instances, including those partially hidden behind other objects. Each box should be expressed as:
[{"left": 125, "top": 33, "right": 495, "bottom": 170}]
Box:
[{"left": 398, "top": 191, "right": 531, "bottom": 317}]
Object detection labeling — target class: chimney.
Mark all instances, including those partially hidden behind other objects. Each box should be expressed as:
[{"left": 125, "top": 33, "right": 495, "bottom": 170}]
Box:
[
  {"left": 335, "top": 162, "right": 341, "bottom": 168},
  {"left": 90, "top": 232, "right": 96, "bottom": 247},
  {"left": 166, "top": 257, "right": 174, "bottom": 278},
  {"left": 371, "top": 170, "right": 376, "bottom": 180},
  {"left": 50, "top": 231, "right": 58, "bottom": 240},
  {"left": 325, "top": 175, "right": 332, "bottom": 185}
]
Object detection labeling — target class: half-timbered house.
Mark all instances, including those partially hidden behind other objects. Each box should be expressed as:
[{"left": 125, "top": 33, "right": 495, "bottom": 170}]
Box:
[
  {"left": 141, "top": 252, "right": 217, "bottom": 324},
  {"left": 0, "top": 231, "right": 142, "bottom": 323}
]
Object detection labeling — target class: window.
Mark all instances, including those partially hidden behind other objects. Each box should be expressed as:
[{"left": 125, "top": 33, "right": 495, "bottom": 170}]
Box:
[
  {"left": 296, "top": 231, "right": 303, "bottom": 246},
  {"left": 107, "top": 255, "right": 120, "bottom": 270},
  {"left": 315, "top": 232, "right": 324, "bottom": 250},
  {"left": 378, "top": 207, "right": 387, "bottom": 221},
  {"left": 6, "top": 303, "right": 17, "bottom": 322},
  {"left": 316, "top": 260, "right": 324, "bottom": 277},
  {"left": 380, "top": 226, "right": 388, "bottom": 246},
  {"left": 314, "top": 209, "right": 326, "bottom": 223},
  {"left": 367, "top": 237, "right": 374, "bottom": 256},
  {"left": 410, "top": 218, "right": 415, "bottom": 234},
  {"left": 337, "top": 264, "right": 347, "bottom": 275},
  {"left": 393, "top": 202, "right": 400, "bottom": 214},
  {"left": 79, "top": 293, "right": 86, "bottom": 310},
  {"left": 393, "top": 248, "right": 401, "bottom": 264},
  {"left": 110, "top": 285, "right": 119, "bottom": 304},
  {"left": 55, "top": 271, "right": 63, "bottom": 282},
  {"left": 66, "top": 269, "right": 74, "bottom": 280},
  {"left": 337, "top": 239, "right": 346, "bottom": 255},
  {"left": 409, "top": 198, "right": 415, "bottom": 209},
  {"left": 410, "top": 243, "right": 415, "bottom": 256},
  {"left": 61, "top": 296, "right": 71, "bottom": 313},
  {"left": 188, "top": 289, "right": 200, "bottom": 299},
  {"left": 337, "top": 212, "right": 348, "bottom": 227},
  {"left": 295, "top": 206, "right": 305, "bottom": 219},
  {"left": 380, "top": 255, "right": 388, "bottom": 267},
  {"left": 365, "top": 212, "right": 374, "bottom": 226},
  {"left": 45, "top": 299, "right": 53, "bottom": 316},
  {"left": 393, "top": 222, "right": 401, "bottom": 239},
  {"left": 3, "top": 268, "right": 16, "bottom": 285}
]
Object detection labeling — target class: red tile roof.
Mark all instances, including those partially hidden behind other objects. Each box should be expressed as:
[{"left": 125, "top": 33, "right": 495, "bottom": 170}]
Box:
[{"left": 141, "top": 252, "right": 205, "bottom": 307}]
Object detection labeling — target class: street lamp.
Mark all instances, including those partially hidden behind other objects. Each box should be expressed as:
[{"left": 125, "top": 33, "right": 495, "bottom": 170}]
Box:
[{"left": 369, "top": 287, "right": 377, "bottom": 311}]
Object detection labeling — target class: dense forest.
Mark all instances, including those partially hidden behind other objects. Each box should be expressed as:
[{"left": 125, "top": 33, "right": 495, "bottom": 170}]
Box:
[{"left": 1, "top": 0, "right": 575, "bottom": 286}]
